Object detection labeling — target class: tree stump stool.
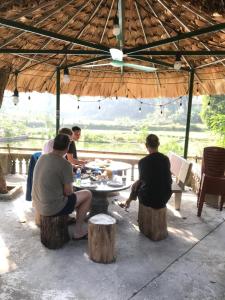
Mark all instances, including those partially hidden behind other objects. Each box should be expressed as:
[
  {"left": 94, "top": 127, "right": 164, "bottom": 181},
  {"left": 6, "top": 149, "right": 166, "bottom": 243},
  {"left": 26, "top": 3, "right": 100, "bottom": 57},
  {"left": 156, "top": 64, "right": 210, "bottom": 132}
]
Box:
[
  {"left": 88, "top": 214, "right": 116, "bottom": 263},
  {"left": 40, "top": 215, "right": 70, "bottom": 249},
  {"left": 138, "top": 203, "right": 168, "bottom": 241}
]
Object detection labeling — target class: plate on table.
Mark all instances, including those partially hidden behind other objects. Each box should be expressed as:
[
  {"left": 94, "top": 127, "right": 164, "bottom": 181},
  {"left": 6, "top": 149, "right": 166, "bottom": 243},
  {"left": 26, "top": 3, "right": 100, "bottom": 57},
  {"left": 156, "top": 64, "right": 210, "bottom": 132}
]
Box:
[
  {"left": 107, "top": 181, "right": 124, "bottom": 187},
  {"left": 81, "top": 174, "right": 89, "bottom": 179},
  {"left": 79, "top": 183, "right": 97, "bottom": 189}
]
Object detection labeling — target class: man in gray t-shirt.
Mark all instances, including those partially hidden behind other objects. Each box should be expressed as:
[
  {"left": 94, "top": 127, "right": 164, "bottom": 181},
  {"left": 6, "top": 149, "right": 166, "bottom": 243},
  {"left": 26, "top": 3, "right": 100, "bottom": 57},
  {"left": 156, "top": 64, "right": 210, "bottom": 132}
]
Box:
[{"left": 32, "top": 134, "right": 92, "bottom": 240}]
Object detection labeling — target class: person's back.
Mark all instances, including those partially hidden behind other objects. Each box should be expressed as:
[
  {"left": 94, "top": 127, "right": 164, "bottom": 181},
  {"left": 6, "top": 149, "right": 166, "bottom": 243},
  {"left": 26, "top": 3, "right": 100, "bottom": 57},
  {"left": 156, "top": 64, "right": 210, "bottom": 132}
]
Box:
[
  {"left": 124, "top": 134, "right": 172, "bottom": 210},
  {"left": 138, "top": 152, "right": 172, "bottom": 208},
  {"left": 32, "top": 153, "right": 73, "bottom": 216}
]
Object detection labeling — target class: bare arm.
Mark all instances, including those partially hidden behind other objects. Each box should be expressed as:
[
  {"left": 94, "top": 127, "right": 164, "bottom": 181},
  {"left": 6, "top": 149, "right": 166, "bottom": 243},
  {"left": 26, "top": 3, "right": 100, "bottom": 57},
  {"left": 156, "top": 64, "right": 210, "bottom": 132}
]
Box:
[
  {"left": 64, "top": 183, "right": 73, "bottom": 196},
  {"left": 67, "top": 153, "right": 86, "bottom": 166}
]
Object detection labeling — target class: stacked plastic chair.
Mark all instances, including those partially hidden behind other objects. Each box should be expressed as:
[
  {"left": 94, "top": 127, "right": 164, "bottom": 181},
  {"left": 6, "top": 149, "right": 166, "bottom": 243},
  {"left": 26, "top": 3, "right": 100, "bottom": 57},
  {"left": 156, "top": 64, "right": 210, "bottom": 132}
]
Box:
[{"left": 197, "top": 146, "right": 225, "bottom": 217}]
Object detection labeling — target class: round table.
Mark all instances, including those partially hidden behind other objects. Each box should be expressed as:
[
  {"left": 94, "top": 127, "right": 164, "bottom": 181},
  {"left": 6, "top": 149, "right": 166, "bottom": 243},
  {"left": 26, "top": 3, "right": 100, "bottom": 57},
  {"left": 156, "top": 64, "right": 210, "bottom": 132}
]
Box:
[{"left": 74, "top": 179, "right": 131, "bottom": 216}]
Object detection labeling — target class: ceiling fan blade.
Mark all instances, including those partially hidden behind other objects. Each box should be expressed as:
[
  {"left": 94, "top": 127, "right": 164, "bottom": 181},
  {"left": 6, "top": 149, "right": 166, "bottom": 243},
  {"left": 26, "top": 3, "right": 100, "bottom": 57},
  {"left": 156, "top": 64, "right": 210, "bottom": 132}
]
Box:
[
  {"left": 122, "top": 62, "right": 157, "bottom": 72},
  {"left": 81, "top": 63, "right": 111, "bottom": 68},
  {"left": 110, "top": 48, "right": 123, "bottom": 61}
]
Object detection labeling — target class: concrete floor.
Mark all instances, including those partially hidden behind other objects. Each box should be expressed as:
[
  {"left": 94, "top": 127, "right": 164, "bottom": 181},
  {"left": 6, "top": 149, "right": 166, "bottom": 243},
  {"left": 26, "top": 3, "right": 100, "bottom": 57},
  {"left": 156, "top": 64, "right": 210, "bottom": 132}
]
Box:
[{"left": 1, "top": 175, "right": 225, "bottom": 300}]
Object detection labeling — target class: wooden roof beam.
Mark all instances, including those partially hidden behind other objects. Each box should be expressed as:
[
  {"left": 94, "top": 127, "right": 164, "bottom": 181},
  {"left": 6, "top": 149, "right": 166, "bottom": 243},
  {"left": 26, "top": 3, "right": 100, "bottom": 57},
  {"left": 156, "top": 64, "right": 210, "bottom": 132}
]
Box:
[
  {"left": 0, "top": 0, "right": 75, "bottom": 48},
  {"left": 126, "top": 22, "right": 225, "bottom": 54},
  {"left": 180, "top": 1, "right": 225, "bottom": 34},
  {"left": 144, "top": 0, "right": 193, "bottom": 72},
  {"left": 128, "top": 50, "right": 225, "bottom": 56},
  {"left": 0, "top": 17, "right": 109, "bottom": 52},
  {"left": 134, "top": 1, "right": 161, "bottom": 86},
  {"left": 196, "top": 58, "right": 225, "bottom": 69},
  {"left": 157, "top": 0, "right": 225, "bottom": 66},
  {"left": 0, "top": 49, "right": 108, "bottom": 55},
  {"left": 18, "top": 0, "right": 92, "bottom": 72}
]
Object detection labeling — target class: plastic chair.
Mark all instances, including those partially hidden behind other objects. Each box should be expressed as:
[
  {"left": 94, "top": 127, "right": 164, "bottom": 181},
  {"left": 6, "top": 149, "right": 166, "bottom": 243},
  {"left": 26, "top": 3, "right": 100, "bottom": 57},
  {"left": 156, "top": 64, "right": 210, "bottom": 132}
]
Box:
[{"left": 197, "top": 147, "right": 225, "bottom": 217}]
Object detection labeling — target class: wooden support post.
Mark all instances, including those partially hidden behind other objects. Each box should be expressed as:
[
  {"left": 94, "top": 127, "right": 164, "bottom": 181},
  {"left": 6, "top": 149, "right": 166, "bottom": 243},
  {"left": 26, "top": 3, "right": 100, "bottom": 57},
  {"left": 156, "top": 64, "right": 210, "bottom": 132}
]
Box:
[
  {"left": 138, "top": 203, "right": 168, "bottom": 241},
  {"left": 88, "top": 214, "right": 116, "bottom": 263}
]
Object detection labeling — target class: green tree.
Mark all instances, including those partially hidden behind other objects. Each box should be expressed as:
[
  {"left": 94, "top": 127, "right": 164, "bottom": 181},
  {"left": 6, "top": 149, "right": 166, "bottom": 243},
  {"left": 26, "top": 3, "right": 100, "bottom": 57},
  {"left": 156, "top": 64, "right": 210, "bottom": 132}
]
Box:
[{"left": 200, "top": 95, "right": 225, "bottom": 146}]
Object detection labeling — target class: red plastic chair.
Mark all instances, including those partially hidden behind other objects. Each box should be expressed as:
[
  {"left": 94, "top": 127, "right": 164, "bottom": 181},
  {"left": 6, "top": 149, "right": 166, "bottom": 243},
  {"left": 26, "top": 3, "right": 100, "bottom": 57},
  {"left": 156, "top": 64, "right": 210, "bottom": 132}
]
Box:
[{"left": 197, "top": 146, "right": 225, "bottom": 217}]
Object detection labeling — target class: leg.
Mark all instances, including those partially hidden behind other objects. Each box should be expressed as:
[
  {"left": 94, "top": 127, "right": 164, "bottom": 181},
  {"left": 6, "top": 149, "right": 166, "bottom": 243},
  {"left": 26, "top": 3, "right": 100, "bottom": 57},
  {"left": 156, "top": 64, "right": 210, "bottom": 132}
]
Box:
[
  {"left": 73, "top": 190, "right": 92, "bottom": 238},
  {"left": 174, "top": 193, "right": 182, "bottom": 210}
]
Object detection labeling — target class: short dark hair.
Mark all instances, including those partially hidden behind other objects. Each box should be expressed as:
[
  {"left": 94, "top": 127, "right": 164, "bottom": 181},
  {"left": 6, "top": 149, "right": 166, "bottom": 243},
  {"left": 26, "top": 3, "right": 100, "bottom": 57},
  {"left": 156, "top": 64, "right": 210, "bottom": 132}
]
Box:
[
  {"left": 72, "top": 126, "right": 81, "bottom": 132},
  {"left": 58, "top": 127, "right": 72, "bottom": 136},
  {"left": 146, "top": 134, "right": 160, "bottom": 148},
  {"left": 53, "top": 134, "right": 70, "bottom": 151}
]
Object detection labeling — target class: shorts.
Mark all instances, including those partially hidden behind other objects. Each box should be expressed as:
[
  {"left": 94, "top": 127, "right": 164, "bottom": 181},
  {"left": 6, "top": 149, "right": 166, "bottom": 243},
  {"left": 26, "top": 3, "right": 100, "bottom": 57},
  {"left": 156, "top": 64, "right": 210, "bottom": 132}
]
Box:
[{"left": 54, "top": 193, "right": 77, "bottom": 216}]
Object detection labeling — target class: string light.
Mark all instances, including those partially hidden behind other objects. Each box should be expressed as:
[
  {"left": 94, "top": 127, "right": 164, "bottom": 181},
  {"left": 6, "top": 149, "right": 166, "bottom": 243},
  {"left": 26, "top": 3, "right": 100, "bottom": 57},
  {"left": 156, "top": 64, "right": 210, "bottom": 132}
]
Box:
[
  {"left": 12, "top": 71, "right": 19, "bottom": 105},
  {"left": 98, "top": 100, "right": 101, "bottom": 110},
  {"left": 112, "top": 14, "right": 120, "bottom": 36},
  {"left": 63, "top": 52, "right": 70, "bottom": 84},
  {"left": 63, "top": 66, "right": 70, "bottom": 84},
  {"left": 174, "top": 53, "right": 182, "bottom": 70},
  {"left": 160, "top": 105, "right": 163, "bottom": 114},
  {"left": 196, "top": 82, "right": 199, "bottom": 96},
  {"left": 77, "top": 95, "right": 80, "bottom": 109},
  {"left": 179, "top": 99, "right": 182, "bottom": 106},
  {"left": 139, "top": 101, "right": 142, "bottom": 112}
]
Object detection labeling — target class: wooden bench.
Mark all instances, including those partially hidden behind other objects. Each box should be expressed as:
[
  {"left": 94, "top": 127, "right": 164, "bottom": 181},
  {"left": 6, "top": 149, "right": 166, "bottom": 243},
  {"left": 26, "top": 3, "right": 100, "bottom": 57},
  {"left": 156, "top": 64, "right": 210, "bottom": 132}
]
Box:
[{"left": 169, "top": 152, "right": 192, "bottom": 210}]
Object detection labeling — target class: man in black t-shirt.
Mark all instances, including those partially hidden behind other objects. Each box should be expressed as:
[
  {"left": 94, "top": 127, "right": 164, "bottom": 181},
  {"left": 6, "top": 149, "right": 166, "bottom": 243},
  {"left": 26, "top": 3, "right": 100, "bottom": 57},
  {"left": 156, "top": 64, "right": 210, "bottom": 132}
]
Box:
[
  {"left": 124, "top": 134, "right": 172, "bottom": 209},
  {"left": 67, "top": 126, "right": 86, "bottom": 168}
]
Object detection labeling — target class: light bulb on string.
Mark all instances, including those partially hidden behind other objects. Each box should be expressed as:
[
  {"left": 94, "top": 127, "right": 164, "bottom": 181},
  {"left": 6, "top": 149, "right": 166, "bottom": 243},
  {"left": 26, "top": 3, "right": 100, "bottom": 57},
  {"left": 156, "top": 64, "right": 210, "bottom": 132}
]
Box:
[
  {"left": 179, "top": 99, "right": 182, "bottom": 106},
  {"left": 160, "top": 105, "right": 163, "bottom": 115},
  {"left": 28, "top": 89, "right": 31, "bottom": 100},
  {"left": 98, "top": 100, "right": 101, "bottom": 110},
  {"left": 63, "top": 66, "right": 70, "bottom": 84},
  {"left": 139, "top": 101, "right": 142, "bottom": 112},
  {"left": 196, "top": 82, "right": 200, "bottom": 101},
  {"left": 12, "top": 71, "right": 19, "bottom": 105},
  {"left": 77, "top": 105, "right": 80, "bottom": 110},
  {"left": 112, "top": 15, "right": 120, "bottom": 36},
  {"left": 174, "top": 53, "right": 182, "bottom": 70}
]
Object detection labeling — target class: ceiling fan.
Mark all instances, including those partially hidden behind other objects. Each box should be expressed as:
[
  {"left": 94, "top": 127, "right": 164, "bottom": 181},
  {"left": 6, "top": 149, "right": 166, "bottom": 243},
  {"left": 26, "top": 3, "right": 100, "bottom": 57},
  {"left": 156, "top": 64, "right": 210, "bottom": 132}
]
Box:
[{"left": 81, "top": 48, "right": 157, "bottom": 72}]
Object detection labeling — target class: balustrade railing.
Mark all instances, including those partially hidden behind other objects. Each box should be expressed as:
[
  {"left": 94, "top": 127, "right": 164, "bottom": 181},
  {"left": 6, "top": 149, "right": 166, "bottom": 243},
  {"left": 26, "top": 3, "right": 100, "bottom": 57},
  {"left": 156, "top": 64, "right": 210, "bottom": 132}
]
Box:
[
  {"left": 0, "top": 147, "right": 202, "bottom": 186},
  {"left": 0, "top": 147, "right": 142, "bottom": 180}
]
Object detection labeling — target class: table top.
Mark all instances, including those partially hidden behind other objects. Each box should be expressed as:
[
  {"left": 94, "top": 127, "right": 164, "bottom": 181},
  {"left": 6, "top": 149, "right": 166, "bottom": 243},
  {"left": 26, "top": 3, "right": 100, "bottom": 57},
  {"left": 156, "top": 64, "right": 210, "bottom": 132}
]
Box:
[
  {"left": 73, "top": 179, "right": 131, "bottom": 193},
  {"left": 86, "top": 160, "right": 131, "bottom": 172}
]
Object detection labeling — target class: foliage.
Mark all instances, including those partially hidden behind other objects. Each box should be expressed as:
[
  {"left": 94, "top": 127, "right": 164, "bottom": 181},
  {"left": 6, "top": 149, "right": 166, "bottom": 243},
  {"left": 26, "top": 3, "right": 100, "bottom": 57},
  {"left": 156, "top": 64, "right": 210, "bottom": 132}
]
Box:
[
  {"left": 200, "top": 95, "right": 225, "bottom": 146},
  {"left": 209, "top": 114, "right": 225, "bottom": 146}
]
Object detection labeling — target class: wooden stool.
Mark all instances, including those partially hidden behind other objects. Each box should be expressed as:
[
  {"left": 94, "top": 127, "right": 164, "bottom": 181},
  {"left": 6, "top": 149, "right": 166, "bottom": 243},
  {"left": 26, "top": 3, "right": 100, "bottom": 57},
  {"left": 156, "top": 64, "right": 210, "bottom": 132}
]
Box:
[
  {"left": 40, "top": 215, "right": 70, "bottom": 249},
  {"left": 138, "top": 203, "right": 168, "bottom": 241},
  {"left": 88, "top": 214, "right": 116, "bottom": 263}
]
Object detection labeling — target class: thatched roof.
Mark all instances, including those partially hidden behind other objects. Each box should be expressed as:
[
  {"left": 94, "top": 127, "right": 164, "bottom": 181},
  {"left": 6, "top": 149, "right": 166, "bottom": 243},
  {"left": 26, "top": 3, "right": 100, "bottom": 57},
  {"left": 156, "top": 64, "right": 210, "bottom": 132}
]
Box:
[{"left": 0, "top": 0, "right": 224, "bottom": 98}]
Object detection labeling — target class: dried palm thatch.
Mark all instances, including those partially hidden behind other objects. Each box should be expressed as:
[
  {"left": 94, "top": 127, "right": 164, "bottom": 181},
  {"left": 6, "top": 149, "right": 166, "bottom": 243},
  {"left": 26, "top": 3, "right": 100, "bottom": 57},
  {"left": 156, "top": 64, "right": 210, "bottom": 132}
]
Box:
[{"left": 0, "top": 0, "right": 224, "bottom": 98}]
